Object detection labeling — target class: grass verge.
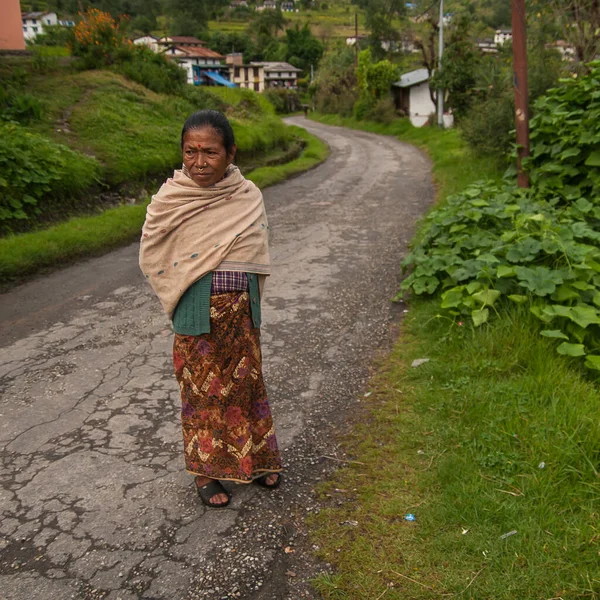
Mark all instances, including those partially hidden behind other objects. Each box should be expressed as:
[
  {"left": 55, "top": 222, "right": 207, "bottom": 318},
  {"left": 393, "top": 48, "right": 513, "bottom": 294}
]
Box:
[
  {"left": 0, "top": 126, "right": 328, "bottom": 288},
  {"left": 311, "top": 302, "right": 600, "bottom": 599},
  {"left": 308, "top": 115, "right": 600, "bottom": 597}
]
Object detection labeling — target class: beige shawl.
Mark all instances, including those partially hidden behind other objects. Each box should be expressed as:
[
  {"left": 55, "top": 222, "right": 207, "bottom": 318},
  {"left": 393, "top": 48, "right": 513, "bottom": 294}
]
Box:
[{"left": 139, "top": 165, "right": 270, "bottom": 317}]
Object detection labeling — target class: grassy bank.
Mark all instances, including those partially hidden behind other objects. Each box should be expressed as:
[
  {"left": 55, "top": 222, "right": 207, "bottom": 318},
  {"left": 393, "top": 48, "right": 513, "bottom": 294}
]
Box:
[
  {"left": 308, "top": 115, "right": 600, "bottom": 598},
  {"left": 0, "top": 124, "right": 328, "bottom": 287},
  {"left": 312, "top": 302, "right": 600, "bottom": 599}
]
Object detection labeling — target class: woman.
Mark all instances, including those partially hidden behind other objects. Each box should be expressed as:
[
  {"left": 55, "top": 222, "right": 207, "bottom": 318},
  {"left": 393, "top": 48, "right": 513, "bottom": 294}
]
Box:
[{"left": 140, "top": 110, "right": 283, "bottom": 508}]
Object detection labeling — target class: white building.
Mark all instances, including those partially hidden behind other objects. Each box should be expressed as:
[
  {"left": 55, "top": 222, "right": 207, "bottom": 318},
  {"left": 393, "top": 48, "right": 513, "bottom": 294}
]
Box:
[
  {"left": 164, "top": 45, "right": 227, "bottom": 85},
  {"left": 257, "top": 1, "right": 277, "bottom": 11},
  {"left": 250, "top": 61, "right": 302, "bottom": 88},
  {"left": 392, "top": 68, "right": 453, "bottom": 128},
  {"left": 21, "top": 11, "right": 57, "bottom": 41},
  {"left": 132, "top": 35, "right": 160, "bottom": 53},
  {"left": 494, "top": 29, "right": 512, "bottom": 46}
]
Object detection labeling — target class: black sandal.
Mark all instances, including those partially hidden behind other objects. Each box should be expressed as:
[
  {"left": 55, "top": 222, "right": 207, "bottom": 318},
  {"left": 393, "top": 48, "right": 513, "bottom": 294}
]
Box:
[
  {"left": 196, "top": 479, "right": 231, "bottom": 508},
  {"left": 253, "top": 473, "right": 282, "bottom": 489}
]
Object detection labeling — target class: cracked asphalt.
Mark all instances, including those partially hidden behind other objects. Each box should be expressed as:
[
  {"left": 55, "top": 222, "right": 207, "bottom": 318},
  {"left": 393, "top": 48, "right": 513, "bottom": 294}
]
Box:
[{"left": 0, "top": 117, "right": 433, "bottom": 600}]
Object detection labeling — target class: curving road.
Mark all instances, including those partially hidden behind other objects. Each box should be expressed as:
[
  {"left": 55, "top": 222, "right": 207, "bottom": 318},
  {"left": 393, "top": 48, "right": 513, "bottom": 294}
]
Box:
[{"left": 0, "top": 117, "right": 433, "bottom": 600}]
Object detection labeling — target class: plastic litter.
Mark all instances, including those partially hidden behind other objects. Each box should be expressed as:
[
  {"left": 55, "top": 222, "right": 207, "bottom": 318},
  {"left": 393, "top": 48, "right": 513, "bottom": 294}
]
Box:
[
  {"left": 404, "top": 514, "right": 416, "bottom": 522},
  {"left": 538, "top": 461, "right": 546, "bottom": 469},
  {"left": 500, "top": 530, "right": 517, "bottom": 539},
  {"left": 411, "top": 358, "right": 430, "bottom": 368},
  {"left": 341, "top": 520, "right": 359, "bottom": 527}
]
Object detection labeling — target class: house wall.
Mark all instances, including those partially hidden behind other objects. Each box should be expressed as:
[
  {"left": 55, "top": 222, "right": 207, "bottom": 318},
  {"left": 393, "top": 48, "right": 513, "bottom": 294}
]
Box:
[
  {"left": 408, "top": 81, "right": 435, "bottom": 126},
  {"left": 179, "top": 57, "right": 225, "bottom": 84},
  {"left": 0, "top": 0, "right": 25, "bottom": 50},
  {"left": 22, "top": 12, "right": 57, "bottom": 41},
  {"left": 133, "top": 36, "right": 159, "bottom": 53},
  {"left": 409, "top": 82, "right": 453, "bottom": 128},
  {"left": 229, "top": 65, "right": 264, "bottom": 92}
]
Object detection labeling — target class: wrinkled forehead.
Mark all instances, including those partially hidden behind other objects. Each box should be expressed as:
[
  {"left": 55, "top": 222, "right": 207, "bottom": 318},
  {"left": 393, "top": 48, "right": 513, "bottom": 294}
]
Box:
[{"left": 182, "top": 126, "right": 224, "bottom": 148}]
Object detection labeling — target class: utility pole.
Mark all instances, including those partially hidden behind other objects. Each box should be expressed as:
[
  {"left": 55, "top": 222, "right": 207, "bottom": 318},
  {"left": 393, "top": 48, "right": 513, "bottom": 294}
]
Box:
[
  {"left": 354, "top": 13, "right": 358, "bottom": 67},
  {"left": 437, "top": 0, "right": 444, "bottom": 127},
  {"left": 511, "top": 0, "right": 530, "bottom": 187}
]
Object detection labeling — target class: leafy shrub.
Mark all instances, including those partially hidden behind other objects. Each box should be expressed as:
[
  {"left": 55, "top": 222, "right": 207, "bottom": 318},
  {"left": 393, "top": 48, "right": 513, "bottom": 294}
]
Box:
[
  {"left": 114, "top": 45, "right": 186, "bottom": 94},
  {"left": 70, "top": 8, "right": 130, "bottom": 69},
  {"left": 400, "top": 63, "right": 600, "bottom": 371},
  {"left": 460, "top": 93, "right": 514, "bottom": 156},
  {"left": 263, "top": 88, "right": 301, "bottom": 114},
  {"left": 367, "top": 98, "right": 396, "bottom": 125},
  {"left": 313, "top": 45, "right": 358, "bottom": 117},
  {"left": 0, "top": 124, "right": 99, "bottom": 232},
  {"left": 527, "top": 63, "right": 600, "bottom": 203},
  {"left": 29, "top": 24, "right": 75, "bottom": 48},
  {"left": 0, "top": 69, "right": 43, "bottom": 124}
]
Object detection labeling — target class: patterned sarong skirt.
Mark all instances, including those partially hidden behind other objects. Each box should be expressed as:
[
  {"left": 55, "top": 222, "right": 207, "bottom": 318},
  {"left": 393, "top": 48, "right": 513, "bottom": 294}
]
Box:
[{"left": 173, "top": 291, "right": 282, "bottom": 483}]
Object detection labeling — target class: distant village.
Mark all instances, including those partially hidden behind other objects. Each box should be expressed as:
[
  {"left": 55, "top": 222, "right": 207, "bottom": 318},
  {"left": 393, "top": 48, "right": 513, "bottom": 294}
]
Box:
[{"left": 1, "top": 0, "right": 578, "bottom": 128}]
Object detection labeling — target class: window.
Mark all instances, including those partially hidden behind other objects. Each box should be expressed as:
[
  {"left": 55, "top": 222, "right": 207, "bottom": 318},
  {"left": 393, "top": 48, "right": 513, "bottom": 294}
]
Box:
[
  {"left": 23, "top": 27, "right": 27, "bottom": 31},
  {"left": 32, "top": 19, "right": 37, "bottom": 24},
  {"left": 254, "top": 82, "right": 259, "bottom": 91},
  {"left": 253, "top": 67, "right": 259, "bottom": 78},
  {"left": 33, "top": 27, "right": 38, "bottom": 32},
  {"left": 235, "top": 67, "right": 240, "bottom": 78}
]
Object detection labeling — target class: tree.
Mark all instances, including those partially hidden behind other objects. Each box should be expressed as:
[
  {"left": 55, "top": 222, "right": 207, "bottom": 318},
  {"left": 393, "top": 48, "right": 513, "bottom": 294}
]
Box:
[
  {"left": 548, "top": 0, "right": 600, "bottom": 67},
  {"left": 312, "top": 44, "right": 358, "bottom": 116},
  {"left": 431, "top": 13, "right": 480, "bottom": 120},
  {"left": 252, "top": 8, "right": 288, "bottom": 38},
  {"left": 363, "top": 0, "right": 405, "bottom": 60},
  {"left": 284, "top": 24, "right": 324, "bottom": 71}
]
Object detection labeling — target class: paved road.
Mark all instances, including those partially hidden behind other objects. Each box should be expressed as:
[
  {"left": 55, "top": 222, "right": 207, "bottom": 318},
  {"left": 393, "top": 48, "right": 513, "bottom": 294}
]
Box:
[{"left": 0, "top": 117, "right": 433, "bottom": 600}]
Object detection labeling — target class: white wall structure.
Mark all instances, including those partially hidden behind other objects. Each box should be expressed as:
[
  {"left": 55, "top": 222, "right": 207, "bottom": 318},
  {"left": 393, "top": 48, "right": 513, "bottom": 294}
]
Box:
[
  {"left": 21, "top": 11, "right": 57, "bottom": 41},
  {"left": 494, "top": 29, "right": 512, "bottom": 46},
  {"left": 392, "top": 68, "right": 453, "bottom": 128},
  {"left": 133, "top": 35, "right": 160, "bottom": 53}
]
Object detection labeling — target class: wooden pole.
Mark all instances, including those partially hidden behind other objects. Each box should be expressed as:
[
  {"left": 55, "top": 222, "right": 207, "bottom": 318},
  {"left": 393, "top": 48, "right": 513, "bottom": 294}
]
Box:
[
  {"left": 511, "top": 0, "right": 530, "bottom": 187},
  {"left": 354, "top": 12, "right": 358, "bottom": 66}
]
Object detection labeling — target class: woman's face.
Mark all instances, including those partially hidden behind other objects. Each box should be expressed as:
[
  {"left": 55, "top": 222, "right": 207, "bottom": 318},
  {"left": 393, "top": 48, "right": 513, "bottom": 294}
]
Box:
[{"left": 182, "top": 126, "right": 236, "bottom": 187}]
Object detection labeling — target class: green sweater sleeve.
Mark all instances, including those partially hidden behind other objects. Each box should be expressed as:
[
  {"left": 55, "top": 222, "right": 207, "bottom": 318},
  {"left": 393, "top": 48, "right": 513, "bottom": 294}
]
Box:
[{"left": 172, "top": 272, "right": 212, "bottom": 335}]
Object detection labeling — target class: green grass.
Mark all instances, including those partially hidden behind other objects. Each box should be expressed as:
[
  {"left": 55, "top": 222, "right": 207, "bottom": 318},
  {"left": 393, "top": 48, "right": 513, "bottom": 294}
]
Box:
[
  {"left": 311, "top": 302, "right": 600, "bottom": 599},
  {"left": 308, "top": 114, "right": 600, "bottom": 598},
  {"left": 0, "top": 203, "right": 148, "bottom": 283},
  {"left": 0, "top": 125, "right": 328, "bottom": 287}
]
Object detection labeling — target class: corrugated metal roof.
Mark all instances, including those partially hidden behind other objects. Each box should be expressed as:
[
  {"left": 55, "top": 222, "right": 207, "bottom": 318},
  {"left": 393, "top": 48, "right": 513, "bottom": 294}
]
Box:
[
  {"left": 250, "top": 61, "right": 303, "bottom": 72},
  {"left": 392, "top": 68, "right": 430, "bottom": 88}
]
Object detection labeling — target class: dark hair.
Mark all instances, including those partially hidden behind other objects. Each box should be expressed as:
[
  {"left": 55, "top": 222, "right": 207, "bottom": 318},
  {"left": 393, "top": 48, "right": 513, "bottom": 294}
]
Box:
[{"left": 181, "top": 110, "right": 235, "bottom": 154}]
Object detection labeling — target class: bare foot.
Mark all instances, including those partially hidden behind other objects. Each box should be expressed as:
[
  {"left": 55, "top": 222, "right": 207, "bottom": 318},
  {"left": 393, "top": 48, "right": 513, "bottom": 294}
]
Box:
[{"left": 195, "top": 476, "right": 229, "bottom": 506}]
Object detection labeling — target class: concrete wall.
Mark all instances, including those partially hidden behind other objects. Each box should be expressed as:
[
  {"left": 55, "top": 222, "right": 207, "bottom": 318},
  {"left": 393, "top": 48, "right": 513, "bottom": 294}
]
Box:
[
  {"left": 409, "top": 81, "right": 453, "bottom": 128},
  {"left": 0, "top": 0, "right": 26, "bottom": 50}
]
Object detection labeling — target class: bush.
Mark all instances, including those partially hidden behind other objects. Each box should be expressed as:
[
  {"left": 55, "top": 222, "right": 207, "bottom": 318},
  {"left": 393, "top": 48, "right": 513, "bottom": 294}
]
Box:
[
  {"left": 263, "top": 88, "right": 301, "bottom": 114},
  {"left": 114, "top": 45, "right": 186, "bottom": 94},
  {"left": 460, "top": 93, "right": 514, "bottom": 157},
  {"left": 367, "top": 97, "right": 396, "bottom": 124},
  {"left": 0, "top": 69, "right": 43, "bottom": 124},
  {"left": 70, "top": 8, "right": 130, "bottom": 69},
  {"left": 313, "top": 45, "right": 358, "bottom": 117},
  {"left": 401, "top": 63, "right": 600, "bottom": 371},
  {"left": 0, "top": 123, "right": 99, "bottom": 232}
]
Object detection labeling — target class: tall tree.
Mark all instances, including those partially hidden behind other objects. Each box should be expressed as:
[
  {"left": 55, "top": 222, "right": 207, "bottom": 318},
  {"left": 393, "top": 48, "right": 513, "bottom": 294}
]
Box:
[{"left": 285, "top": 24, "right": 324, "bottom": 71}]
